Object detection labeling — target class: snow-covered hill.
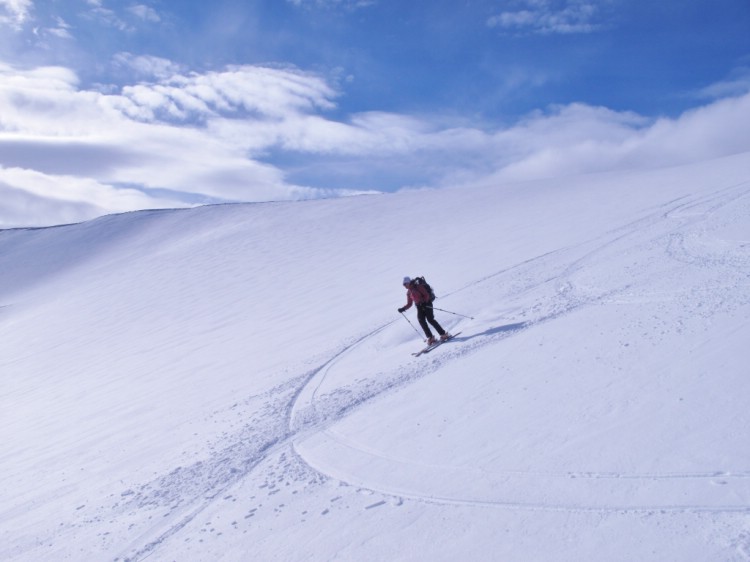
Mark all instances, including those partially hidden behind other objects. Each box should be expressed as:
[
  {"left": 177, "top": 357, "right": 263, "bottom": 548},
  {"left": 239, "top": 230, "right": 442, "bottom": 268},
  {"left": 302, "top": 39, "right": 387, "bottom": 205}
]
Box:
[{"left": 2, "top": 153, "right": 749, "bottom": 561}]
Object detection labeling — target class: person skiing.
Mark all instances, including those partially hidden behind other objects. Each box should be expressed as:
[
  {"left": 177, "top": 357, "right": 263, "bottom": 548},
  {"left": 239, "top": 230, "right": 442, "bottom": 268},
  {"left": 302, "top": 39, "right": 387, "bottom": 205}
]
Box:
[{"left": 398, "top": 276, "right": 450, "bottom": 345}]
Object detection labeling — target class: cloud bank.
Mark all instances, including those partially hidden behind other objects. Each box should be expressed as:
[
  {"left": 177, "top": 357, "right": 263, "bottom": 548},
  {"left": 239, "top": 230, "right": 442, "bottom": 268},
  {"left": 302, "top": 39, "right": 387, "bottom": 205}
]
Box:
[
  {"left": 0, "top": 61, "right": 349, "bottom": 227},
  {"left": 1, "top": 56, "right": 749, "bottom": 228}
]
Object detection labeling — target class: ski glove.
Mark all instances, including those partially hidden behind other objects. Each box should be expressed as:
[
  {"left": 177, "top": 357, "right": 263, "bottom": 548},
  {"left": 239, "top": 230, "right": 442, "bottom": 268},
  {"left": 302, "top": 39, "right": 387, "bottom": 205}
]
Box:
[{"left": 398, "top": 307, "right": 405, "bottom": 313}]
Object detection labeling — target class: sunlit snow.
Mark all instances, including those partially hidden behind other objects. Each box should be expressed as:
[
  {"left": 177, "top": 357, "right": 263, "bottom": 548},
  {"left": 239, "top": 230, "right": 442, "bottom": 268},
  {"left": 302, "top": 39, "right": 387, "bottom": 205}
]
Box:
[{"left": 2, "top": 153, "right": 749, "bottom": 561}]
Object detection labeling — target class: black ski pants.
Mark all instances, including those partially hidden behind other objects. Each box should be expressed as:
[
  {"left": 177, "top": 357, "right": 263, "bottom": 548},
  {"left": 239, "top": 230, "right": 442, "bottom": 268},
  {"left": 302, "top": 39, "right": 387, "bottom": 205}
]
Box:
[{"left": 417, "top": 303, "right": 445, "bottom": 339}]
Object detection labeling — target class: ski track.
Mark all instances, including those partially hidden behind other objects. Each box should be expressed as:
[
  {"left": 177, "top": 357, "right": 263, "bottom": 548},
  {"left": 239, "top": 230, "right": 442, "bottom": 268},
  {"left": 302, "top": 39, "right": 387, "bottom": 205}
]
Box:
[
  {"left": 290, "top": 181, "right": 750, "bottom": 514},
  {"left": 64, "top": 181, "right": 750, "bottom": 560}
]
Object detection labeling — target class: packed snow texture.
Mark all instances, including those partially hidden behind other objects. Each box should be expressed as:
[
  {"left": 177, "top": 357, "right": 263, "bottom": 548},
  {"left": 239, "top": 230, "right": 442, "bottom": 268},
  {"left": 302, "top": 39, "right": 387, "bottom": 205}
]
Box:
[{"left": 2, "top": 153, "right": 750, "bottom": 561}]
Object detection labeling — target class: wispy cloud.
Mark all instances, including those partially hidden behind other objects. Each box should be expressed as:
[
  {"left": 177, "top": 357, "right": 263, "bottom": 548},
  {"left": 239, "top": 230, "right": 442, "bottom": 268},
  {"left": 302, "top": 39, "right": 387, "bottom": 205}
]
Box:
[
  {"left": 695, "top": 65, "right": 750, "bottom": 100},
  {"left": 0, "top": 0, "right": 32, "bottom": 29},
  {"left": 488, "top": 0, "right": 606, "bottom": 35},
  {"left": 46, "top": 17, "right": 74, "bottom": 40},
  {"left": 0, "top": 1, "right": 164, "bottom": 56},
  {"left": 82, "top": 1, "right": 131, "bottom": 32},
  {"left": 113, "top": 53, "right": 183, "bottom": 80},
  {"left": 128, "top": 4, "right": 160, "bottom": 23},
  {"left": 286, "top": 0, "right": 376, "bottom": 10}
]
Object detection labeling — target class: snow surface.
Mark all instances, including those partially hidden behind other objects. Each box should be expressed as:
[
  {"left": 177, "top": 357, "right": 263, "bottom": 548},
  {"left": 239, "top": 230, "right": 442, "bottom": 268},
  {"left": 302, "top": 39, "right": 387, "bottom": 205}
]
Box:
[{"left": 2, "top": 152, "right": 750, "bottom": 561}]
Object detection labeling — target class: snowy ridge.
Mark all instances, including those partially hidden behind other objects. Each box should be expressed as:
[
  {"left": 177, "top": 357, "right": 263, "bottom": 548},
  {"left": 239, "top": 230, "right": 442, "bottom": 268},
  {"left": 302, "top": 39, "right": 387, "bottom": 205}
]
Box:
[{"left": 2, "top": 153, "right": 750, "bottom": 561}]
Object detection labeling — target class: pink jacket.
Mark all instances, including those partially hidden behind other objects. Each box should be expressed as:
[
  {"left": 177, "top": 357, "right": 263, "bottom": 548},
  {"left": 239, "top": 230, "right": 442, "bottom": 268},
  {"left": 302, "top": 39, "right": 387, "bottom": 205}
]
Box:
[{"left": 402, "top": 283, "right": 432, "bottom": 310}]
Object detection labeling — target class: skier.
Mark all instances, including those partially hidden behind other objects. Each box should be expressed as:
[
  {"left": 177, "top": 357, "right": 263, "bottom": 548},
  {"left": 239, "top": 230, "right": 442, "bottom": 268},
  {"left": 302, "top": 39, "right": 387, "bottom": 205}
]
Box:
[{"left": 398, "top": 276, "right": 450, "bottom": 345}]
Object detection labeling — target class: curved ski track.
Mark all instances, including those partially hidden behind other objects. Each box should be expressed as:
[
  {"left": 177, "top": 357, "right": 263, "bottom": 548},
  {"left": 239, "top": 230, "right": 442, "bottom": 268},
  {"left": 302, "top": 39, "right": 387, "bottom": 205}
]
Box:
[
  {"left": 112, "top": 181, "right": 750, "bottom": 561},
  {"left": 290, "top": 181, "right": 750, "bottom": 515}
]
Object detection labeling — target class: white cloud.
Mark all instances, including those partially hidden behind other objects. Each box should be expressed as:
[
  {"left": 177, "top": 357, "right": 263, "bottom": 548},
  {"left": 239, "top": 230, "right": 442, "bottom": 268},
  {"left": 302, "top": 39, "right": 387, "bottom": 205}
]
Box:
[
  {"left": 1, "top": 58, "right": 749, "bottom": 227},
  {"left": 696, "top": 66, "right": 750, "bottom": 100},
  {"left": 83, "top": 3, "right": 130, "bottom": 31},
  {"left": 0, "top": 0, "right": 32, "bottom": 29},
  {"left": 128, "top": 4, "right": 160, "bottom": 22},
  {"left": 46, "top": 17, "right": 74, "bottom": 39},
  {"left": 0, "top": 166, "right": 176, "bottom": 228},
  {"left": 116, "top": 65, "right": 338, "bottom": 122},
  {"left": 488, "top": 0, "right": 604, "bottom": 35},
  {"left": 0, "top": 62, "right": 359, "bottom": 226},
  {"left": 113, "top": 53, "right": 182, "bottom": 80},
  {"left": 460, "top": 93, "right": 750, "bottom": 185},
  {"left": 286, "top": 0, "right": 376, "bottom": 10}
]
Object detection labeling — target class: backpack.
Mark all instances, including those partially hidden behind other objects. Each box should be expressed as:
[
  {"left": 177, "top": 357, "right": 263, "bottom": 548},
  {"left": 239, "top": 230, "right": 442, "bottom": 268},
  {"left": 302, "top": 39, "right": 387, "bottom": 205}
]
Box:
[{"left": 412, "top": 276, "right": 436, "bottom": 303}]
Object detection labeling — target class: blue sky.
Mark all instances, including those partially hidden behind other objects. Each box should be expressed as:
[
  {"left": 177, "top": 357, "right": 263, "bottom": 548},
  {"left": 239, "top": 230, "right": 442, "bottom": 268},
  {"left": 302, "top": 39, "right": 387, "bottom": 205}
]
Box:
[{"left": 1, "top": 0, "right": 749, "bottom": 226}]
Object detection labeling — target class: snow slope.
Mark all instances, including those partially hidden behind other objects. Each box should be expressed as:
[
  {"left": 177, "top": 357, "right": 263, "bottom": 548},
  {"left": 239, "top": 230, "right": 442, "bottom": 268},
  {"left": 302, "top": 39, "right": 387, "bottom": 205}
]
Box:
[{"left": 1, "top": 153, "right": 749, "bottom": 561}]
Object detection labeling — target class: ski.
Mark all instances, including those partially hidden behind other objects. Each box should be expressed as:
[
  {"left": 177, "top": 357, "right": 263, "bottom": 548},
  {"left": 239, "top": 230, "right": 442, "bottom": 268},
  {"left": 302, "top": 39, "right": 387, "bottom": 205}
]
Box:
[{"left": 412, "top": 332, "right": 461, "bottom": 357}]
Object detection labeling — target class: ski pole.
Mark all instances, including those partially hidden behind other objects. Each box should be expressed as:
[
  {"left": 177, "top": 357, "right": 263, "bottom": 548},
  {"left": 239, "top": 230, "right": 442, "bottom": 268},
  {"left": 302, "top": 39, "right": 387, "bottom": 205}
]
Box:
[
  {"left": 400, "top": 311, "right": 425, "bottom": 340},
  {"left": 428, "top": 306, "right": 474, "bottom": 320}
]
